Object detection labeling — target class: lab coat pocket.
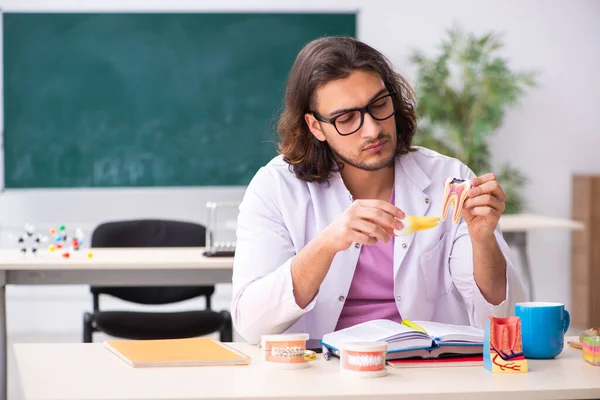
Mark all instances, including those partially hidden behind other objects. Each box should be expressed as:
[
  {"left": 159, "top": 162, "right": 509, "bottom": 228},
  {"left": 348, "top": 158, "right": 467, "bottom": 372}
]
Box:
[{"left": 418, "top": 232, "right": 452, "bottom": 301}]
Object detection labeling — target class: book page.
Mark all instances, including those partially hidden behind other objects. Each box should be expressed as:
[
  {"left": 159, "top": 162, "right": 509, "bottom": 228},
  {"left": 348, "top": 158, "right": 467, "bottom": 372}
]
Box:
[
  {"left": 322, "top": 319, "right": 428, "bottom": 348},
  {"left": 411, "top": 321, "right": 483, "bottom": 343}
]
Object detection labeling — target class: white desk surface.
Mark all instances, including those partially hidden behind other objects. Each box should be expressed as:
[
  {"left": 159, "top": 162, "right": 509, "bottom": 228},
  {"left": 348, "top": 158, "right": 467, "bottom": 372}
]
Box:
[
  {"left": 499, "top": 213, "right": 585, "bottom": 232},
  {"left": 14, "top": 338, "right": 600, "bottom": 400},
  {"left": 0, "top": 247, "right": 233, "bottom": 270}
]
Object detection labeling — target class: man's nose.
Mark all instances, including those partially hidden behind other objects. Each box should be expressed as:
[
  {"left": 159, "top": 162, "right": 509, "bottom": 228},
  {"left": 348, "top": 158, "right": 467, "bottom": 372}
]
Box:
[{"left": 360, "top": 112, "right": 381, "bottom": 139}]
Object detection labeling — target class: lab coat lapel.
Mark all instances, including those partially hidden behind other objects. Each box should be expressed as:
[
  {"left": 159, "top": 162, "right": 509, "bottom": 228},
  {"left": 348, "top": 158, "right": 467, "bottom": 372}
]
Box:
[
  {"left": 393, "top": 152, "right": 432, "bottom": 278},
  {"left": 322, "top": 172, "right": 361, "bottom": 301}
]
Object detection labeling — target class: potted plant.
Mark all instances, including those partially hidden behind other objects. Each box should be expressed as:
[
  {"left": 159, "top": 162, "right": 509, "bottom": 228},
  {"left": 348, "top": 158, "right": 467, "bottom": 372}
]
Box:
[{"left": 410, "top": 26, "right": 538, "bottom": 214}]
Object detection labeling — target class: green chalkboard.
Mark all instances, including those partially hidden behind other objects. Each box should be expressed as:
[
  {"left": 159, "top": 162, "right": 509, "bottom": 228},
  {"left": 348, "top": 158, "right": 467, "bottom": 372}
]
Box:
[{"left": 2, "top": 12, "right": 356, "bottom": 188}]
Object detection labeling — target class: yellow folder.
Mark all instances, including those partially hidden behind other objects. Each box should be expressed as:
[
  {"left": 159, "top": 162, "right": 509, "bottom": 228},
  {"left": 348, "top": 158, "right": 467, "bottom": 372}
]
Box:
[{"left": 103, "top": 337, "right": 251, "bottom": 368}]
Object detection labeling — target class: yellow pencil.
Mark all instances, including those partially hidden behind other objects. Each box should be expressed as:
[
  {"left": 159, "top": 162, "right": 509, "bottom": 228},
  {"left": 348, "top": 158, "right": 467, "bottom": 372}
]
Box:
[{"left": 401, "top": 319, "right": 426, "bottom": 333}]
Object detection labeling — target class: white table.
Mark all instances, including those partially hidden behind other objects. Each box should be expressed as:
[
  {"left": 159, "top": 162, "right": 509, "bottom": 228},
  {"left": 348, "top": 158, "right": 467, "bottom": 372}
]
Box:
[
  {"left": 499, "top": 213, "right": 585, "bottom": 301},
  {"left": 0, "top": 247, "right": 234, "bottom": 400},
  {"left": 13, "top": 338, "right": 600, "bottom": 400},
  {"left": 0, "top": 215, "right": 587, "bottom": 399},
  {"left": 499, "top": 213, "right": 585, "bottom": 232}
]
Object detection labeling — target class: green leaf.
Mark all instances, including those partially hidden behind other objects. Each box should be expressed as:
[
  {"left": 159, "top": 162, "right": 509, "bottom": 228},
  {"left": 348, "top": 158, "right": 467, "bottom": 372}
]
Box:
[{"left": 409, "top": 25, "right": 538, "bottom": 213}]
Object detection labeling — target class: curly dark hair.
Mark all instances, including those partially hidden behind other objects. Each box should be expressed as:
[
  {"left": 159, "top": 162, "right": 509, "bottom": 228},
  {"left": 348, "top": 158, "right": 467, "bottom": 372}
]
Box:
[{"left": 277, "top": 36, "right": 417, "bottom": 183}]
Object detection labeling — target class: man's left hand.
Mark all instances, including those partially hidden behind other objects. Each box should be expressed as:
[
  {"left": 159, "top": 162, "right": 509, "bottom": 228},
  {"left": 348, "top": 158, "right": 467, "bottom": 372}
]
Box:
[{"left": 462, "top": 173, "right": 506, "bottom": 243}]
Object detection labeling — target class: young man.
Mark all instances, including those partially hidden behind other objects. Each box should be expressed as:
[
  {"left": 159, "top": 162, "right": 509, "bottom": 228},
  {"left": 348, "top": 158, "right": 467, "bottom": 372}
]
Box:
[{"left": 231, "top": 36, "right": 525, "bottom": 343}]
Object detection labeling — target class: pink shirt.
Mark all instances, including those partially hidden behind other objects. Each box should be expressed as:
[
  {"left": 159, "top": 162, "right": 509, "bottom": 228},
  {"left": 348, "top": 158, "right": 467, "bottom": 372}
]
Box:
[{"left": 334, "top": 190, "right": 402, "bottom": 331}]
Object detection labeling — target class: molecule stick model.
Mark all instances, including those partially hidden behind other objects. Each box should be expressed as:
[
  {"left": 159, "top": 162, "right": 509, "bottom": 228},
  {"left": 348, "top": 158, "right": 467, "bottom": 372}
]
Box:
[
  {"left": 16, "top": 224, "right": 47, "bottom": 256},
  {"left": 48, "top": 225, "right": 91, "bottom": 258}
]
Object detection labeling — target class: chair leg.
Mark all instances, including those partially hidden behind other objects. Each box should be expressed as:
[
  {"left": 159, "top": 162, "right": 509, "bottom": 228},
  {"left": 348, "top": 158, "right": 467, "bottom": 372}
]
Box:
[
  {"left": 219, "top": 310, "right": 233, "bottom": 342},
  {"left": 83, "top": 312, "right": 94, "bottom": 343}
]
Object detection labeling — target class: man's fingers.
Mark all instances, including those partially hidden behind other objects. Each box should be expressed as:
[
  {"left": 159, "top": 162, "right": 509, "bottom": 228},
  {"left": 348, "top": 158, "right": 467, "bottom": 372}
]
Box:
[
  {"left": 353, "top": 233, "right": 378, "bottom": 246},
  {"left": 383, "top": 227, "right": 396, "bottom": 237},
  {"left": 351, "top": 219, "right": 391, "bottom": 243},
  {"left": 463, "top": 195, "right": 505, "bottom": 212},
  {"left": 468, "top": 206, "right": 502, "bottom": 217},
  {"left": 359, "top": 207, "right": 402, "bottom": 232},
  {"left": 353, "top": 199, "right": 405, "bottom": 218},
  {"left": 470, "top": 173, "right": 497, "bottom": 188},
  {"left": 469, "top": 180, "right": 506, "bottom": 201}
]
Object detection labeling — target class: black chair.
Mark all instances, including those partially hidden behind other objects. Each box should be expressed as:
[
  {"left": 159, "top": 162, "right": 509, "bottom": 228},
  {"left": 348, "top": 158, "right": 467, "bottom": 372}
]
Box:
[{"left": 83, "top": 219, "right": 232, "bottom": 343}]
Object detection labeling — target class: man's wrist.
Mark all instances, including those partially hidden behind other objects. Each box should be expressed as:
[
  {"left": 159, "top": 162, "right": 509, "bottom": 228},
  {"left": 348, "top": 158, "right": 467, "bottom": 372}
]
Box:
[
  {"left": 314, "top": 228, "right": 342, "bottom": 258},
  {"left": 469, "top": 230, "right": 497, "bottom": 248}
]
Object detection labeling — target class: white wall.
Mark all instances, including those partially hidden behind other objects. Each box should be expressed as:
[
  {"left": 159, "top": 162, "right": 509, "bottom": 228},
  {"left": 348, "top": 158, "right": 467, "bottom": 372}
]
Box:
[{"left": 0, "top": 0, "right": 598, "bottom": 334}]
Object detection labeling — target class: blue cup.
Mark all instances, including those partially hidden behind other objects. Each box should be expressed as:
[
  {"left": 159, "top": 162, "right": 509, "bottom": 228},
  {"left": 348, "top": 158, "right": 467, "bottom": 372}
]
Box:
[{"left": 515, "top": 302, "right": 570, "bottom": 359}]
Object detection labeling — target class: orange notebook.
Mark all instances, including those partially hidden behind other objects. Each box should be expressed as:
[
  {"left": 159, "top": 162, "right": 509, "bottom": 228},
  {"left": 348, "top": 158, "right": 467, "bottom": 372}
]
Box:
[{"left": 103, "top": 337, "right": 251, "bottom": 368}]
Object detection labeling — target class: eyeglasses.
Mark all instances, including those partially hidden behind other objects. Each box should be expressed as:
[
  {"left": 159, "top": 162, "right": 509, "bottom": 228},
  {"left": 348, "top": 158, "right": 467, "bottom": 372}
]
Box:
[{"left": 312, "top": 92, "right": 396, "bottom": 136}]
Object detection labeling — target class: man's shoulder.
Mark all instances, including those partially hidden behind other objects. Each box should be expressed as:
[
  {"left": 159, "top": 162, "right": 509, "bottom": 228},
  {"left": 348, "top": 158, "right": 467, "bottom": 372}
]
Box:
[
  {"left": 254, "top": 154, "right": 296, "bottom": 179},
  {"left": 263, "top": 154, "right": 293, "bottom": 171},
  {"left": 409, "top": 146, "right": 465, "bottom": 165},
  {"left": 248, "top": 154, "right": 306, "bottom": 189},
  {"left": 406, "top": 146, "right": 474, "bottom": 176}
]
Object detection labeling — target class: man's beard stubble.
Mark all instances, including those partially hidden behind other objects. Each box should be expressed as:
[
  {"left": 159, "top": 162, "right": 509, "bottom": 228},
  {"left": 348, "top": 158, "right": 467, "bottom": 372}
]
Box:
[{"left": 331, "top": 133, "right": 396, "bottom": 172}]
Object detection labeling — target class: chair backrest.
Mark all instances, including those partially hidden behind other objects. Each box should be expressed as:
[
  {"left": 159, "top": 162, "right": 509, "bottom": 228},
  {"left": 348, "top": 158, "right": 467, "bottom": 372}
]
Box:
[
  {"left": 91, "top": 219, "right": 206, "bottom": 248},
  {"left": 90, "top": 219, "right": 214, "bottom": 305}
]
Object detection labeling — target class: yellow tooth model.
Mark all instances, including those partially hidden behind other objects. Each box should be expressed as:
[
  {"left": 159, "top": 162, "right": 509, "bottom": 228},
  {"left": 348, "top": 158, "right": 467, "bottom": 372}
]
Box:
[
  {"left": 441, "top": 177, "right": 471, "bottom": 223},
  {"left": 393, "top": 215, "right": 441, "bottom": 236}
]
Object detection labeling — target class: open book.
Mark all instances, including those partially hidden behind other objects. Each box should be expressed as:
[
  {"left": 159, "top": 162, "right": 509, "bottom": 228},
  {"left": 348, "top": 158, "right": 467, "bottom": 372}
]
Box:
[{"left": 321, "top": 319, "right": 483, "bottom": 360}]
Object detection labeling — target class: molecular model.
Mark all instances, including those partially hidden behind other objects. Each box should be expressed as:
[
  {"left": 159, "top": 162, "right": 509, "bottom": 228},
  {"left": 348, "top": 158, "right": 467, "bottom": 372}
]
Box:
[
  {"left": 48, "top": 225, "right": 92, "bottom": 258},
  {"left": 16, "top": 223, "right": 47, "bottom": 256}
]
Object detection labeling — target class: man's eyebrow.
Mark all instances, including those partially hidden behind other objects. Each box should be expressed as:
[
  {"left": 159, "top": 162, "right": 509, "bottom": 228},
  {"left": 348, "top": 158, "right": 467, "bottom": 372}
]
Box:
[{"left": 327, "top": 88, "right": 389, "bottom": 118}]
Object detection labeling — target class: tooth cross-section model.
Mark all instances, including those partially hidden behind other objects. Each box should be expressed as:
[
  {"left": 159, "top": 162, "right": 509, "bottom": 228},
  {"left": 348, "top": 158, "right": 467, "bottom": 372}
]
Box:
[
  {"left": 441, "top": 178, "right": 471, "bottom": 223},
  {"left": 394, "top": 215, "right": 440, "bottom": 236},
  {"left": 484, "top": 316, "right": 528, "bottom": 373}
]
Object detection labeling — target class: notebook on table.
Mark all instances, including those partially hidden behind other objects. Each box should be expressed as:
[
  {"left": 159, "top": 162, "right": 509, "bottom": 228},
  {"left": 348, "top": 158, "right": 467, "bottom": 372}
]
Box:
[
  {"left": 321, "top": 319, "right": 484, "bottom": 361},
  {"left": 104, "top": 337, "right": 251, "bottom": 368},
  {"left": 387, "top": 354, "right": 484, "bottom": 368}
]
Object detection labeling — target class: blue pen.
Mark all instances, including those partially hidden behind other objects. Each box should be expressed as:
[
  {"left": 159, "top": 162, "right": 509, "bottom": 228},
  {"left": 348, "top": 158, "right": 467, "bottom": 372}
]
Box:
[{"left": 323, "top": 345, "right": 331, "bottom": 361}]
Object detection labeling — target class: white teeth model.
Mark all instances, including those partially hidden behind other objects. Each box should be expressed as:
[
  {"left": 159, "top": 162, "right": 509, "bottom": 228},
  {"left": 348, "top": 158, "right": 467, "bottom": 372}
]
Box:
[
  {"left": 393, "top": 215, "right": 440, "bottom": 236},
  {"left": 441, "top": 177, "right": 471, "bottom": 223},
  {"left": 346, "top": 354, "right": 384, "bottom": 368},
  {"left": 270, "top": 346, "right": 305, "bottom": 358}
]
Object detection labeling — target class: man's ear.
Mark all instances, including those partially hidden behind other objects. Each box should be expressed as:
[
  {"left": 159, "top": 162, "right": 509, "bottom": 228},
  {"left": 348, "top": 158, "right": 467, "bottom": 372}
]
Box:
[{"left": 304, "top": 113, "right": 326, "bottom": 142}]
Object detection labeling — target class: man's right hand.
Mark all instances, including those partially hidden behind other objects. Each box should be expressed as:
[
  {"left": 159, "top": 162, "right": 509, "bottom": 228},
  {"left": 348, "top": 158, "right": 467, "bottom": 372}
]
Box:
[{"left": 320, "top": 199, "right": 405, "bottom": 253}]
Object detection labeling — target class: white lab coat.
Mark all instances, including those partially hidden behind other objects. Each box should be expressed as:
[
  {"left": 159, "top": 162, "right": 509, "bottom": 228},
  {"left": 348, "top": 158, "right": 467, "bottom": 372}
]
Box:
[{"left": 231, "top": 147, "right": 526, "bottom": 343}]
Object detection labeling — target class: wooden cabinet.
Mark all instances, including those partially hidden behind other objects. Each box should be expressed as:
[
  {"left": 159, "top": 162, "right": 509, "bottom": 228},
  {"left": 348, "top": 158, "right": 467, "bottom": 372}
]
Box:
[{"left": 571, "top": 175, "right": 600, "bottom": 328}]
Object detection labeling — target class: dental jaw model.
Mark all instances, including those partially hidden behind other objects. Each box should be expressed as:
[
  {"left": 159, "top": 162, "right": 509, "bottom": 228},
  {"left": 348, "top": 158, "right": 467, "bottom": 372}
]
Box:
[
  {"left": 393, "top": 215, "right": 440, "bottom": 236},
  {"left": 441, "top": 178, "right": 471, "bottom": 223}
]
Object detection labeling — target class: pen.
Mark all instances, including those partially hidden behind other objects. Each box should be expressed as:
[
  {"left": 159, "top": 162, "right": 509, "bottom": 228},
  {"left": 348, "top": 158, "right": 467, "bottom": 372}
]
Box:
[
  {"left": 402, "top": 319, "right": 426, "bottom": 333},
  {"left": 323, "top": 345, "right": 331, "bottom": 361},
  {"left": 303, "top": 350, "right": 317, "bottom": 361}
]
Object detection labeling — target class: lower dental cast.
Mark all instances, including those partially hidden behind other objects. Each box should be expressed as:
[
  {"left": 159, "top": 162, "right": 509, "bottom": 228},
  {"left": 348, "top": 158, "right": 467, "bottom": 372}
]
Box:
[
  {"left": 346, "top": 353, "right": 384, "bottom": 368},
  {"left": 339, "top": 342, "right": 388, "bottom": 378},
  {"left": 441, "top": 177, "right": 472, "bottom": 223}
]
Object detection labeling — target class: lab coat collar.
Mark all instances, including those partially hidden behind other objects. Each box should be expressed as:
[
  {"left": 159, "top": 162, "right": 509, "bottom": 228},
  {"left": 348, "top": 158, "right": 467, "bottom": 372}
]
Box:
[
  {"left": 398, "top": 148, "right": 432, "bottom": 192},
  {"left": 328, "top": 148, "right": 432, "bottom": 200}
]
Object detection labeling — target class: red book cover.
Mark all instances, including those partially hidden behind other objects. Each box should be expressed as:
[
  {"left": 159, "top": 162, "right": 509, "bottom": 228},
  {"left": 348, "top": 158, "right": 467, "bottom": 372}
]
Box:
[{"left": 388, "top": 355, "right": 483, "bottom": 368}]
